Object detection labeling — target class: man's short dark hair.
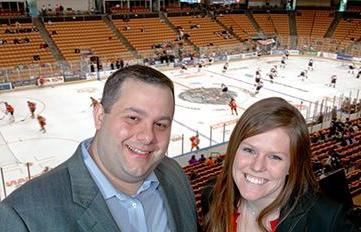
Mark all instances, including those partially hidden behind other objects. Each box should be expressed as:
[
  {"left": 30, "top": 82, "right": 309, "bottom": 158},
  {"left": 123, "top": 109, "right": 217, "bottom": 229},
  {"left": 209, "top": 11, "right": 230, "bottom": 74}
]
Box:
[{"left": 101, "top": 65, "right": 175, "bottom": 113}]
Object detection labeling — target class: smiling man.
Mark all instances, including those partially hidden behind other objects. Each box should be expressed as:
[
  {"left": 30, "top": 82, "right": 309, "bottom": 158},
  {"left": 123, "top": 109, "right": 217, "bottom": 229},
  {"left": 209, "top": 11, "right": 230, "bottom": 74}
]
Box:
[{"left": 0, "top": 65, "right": 198, "bottom": 232}]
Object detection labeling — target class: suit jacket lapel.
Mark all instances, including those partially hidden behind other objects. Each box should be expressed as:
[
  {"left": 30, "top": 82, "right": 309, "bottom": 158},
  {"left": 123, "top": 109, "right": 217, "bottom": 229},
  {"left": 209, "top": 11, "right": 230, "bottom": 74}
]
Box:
[
  {"left": 155, "top": 165, "right": 179, "bottom": 232},
  {"left": 67, "top": 145, "right": 121, "bottom": 232}
]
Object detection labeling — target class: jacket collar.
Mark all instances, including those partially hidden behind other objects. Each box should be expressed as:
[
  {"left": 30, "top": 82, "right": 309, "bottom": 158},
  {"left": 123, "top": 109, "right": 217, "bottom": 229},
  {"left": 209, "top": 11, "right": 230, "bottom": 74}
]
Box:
[
  {"left": 66, "top": 144, "right": 121, "bottom": 232},
  {"left": 278, "top": 191, "right": 318, "bottom": 231}
]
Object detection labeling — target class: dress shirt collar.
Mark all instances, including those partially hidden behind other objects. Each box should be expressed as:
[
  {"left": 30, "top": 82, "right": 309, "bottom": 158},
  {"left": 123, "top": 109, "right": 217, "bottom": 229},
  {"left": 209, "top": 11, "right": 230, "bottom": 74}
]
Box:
[{"left": 81, "top": 138, "right": 160, "bottom": 200}]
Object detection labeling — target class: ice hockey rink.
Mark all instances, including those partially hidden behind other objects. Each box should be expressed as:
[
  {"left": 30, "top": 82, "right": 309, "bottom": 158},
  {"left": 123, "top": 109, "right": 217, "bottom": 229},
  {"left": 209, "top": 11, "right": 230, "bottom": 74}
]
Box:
[{"left": 0, "top": 55, "right": 360, "bottom": 198}]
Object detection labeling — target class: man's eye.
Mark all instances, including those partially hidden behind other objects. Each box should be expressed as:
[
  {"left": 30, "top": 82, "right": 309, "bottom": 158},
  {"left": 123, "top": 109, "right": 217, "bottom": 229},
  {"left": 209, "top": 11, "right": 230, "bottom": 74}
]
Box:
[
  {"left": 127, "top": 116, "right": 138, "bottom": 122},
  {"left": 155, "top": 122, "right": 169, "bottom": 130}
]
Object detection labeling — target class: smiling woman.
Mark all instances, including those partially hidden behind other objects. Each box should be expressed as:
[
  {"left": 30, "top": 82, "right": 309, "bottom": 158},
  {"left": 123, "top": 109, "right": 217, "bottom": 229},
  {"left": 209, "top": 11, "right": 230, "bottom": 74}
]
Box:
[{"left": 203, "top": 97, "right": 356, "bottom": 232}]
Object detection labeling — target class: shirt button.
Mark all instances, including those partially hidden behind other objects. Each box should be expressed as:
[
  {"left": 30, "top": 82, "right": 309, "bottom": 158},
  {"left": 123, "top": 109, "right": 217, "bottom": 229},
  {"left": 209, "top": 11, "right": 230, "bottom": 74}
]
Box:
[{"left": 131, "top": 202, "right": 137, "bottom": 208}]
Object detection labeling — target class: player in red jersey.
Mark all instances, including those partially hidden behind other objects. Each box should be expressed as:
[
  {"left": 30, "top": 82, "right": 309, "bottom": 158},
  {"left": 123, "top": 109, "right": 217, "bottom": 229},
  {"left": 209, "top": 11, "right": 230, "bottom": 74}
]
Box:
[
  {"left": 190, "top": 133, "right": 200, "bottom": 151},
  {"left": 37, "top": 115, "right": 46, "bottom": 133},
  {"left": 4, "top": 102, "right": 15, "bottom": 122},
  {"left": 27, "top": 101, "right": 36, "bottom": 118},
  {"left": 90, "top": 97, "right": 99, "bottom": 108},
  {"left": 37, "top": 76, "right": 45, "bottom": 87},
  {"left": 229, "top": 98, "right": 238, "bottom": 116}
]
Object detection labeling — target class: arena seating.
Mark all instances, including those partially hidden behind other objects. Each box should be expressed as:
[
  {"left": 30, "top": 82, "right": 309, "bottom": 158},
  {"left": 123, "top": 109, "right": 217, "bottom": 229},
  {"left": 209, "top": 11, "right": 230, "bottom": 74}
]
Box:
[
  {"left": 296, "top": 10, "right": 316, "bottom": 37},
  {"left": 44, "top": 20, "right": 131, "bottom": 61},
  {"left": 167, "top": 15, "right": 239, "bottom": 47},
  {"left": 252, "top": 13, "right": 276, "bottom": 35},
  {"left": 310, "top": 11, "right": 333, "bottom": 38},
  {"left": 217, "top": 14, "right": 257, "bottom": 40},
  {"left": 332, "top": 18, "right": 361, "bottom": 42},
  {"left": 0, "top": 23, "right": 55, "bottom": 69},
  {"left": 112, "top": 17, "right": 180, "bottom": 56}
]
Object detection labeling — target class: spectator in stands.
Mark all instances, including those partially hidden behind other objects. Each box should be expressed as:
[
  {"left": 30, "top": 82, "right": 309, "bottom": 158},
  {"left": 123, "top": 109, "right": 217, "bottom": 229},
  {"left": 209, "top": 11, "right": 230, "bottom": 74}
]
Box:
[
  {"left": 0, "top": 38, "right": 7, "bottom": 45},
  {"left": 189, "top": 170, "right": 198, "bottom": 181},
  {"left": 311, "top": 156, "right": 324, "bottom": 177},
  {"left": 40, "top": 5, "right": 47, "bottom": 16},
  {"left": 0, "top": 65, "right": 198, "bottom": 232},
  {"left": 344, "top": 118, "right": 354, "bottom": 131},
  {"left": 215, "top": 153, "right": 224, "bottom": 164},
  {"left": 203, "top": 97, "right": 355, "bottom": 231},
  {"left": 123, "top": 23, "right": 130, "bottom": 31},
  {"left": 198, "top": 154, "right": 206, "bottom": 163},
  {"left": 188, "top": 154, "right": 198, "bottom": 165},
  {"left": 206, "top": 155, "right": 215, "bottom": 166},
  {"left": 340, "top": 129, "right": 355, "bottom": 146},
  {"left": 31, "top": 25, "right": 39, "bottom": 32},
  {"left": 325, "top": 149, "right": 342, "bottom": 171},
  {"left": 13, "top": 37, "right": 20, "bottom": 44}
]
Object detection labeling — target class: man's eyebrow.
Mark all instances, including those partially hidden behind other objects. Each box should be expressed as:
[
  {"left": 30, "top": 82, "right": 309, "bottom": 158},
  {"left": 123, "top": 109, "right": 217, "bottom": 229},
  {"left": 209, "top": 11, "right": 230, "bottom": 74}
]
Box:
[{"left": 124, "top": 107, "right": 173, "bottom": 121}]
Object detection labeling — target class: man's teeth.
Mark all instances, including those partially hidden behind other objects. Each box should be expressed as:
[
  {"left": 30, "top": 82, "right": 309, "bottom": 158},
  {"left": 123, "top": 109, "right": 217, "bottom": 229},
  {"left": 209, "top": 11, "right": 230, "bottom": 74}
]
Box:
[
  {"left": 127, "top": 145, "right": 149, "bottom": 155},
  {"left": 245, "top": 174, "right": 266, "bottom": 185}
]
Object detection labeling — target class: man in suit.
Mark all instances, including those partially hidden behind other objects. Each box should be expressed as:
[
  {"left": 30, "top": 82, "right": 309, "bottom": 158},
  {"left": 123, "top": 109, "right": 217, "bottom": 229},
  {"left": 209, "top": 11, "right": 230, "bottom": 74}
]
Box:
[{"left": 0, "top": 65, "right": 198, "bottom": 232}]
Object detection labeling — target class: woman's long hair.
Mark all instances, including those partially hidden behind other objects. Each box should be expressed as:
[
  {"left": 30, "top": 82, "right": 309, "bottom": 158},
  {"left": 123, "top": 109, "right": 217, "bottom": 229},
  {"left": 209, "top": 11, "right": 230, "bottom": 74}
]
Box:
[{"left": 204, "top": 97, "right": 318, "bottom": 232}]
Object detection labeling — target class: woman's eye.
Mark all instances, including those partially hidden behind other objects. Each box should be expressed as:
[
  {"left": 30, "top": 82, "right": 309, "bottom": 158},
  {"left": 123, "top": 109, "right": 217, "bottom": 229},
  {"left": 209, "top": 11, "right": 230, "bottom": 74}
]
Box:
[
  {"left": 242, "top": 147, "right": 255, "bottom": 154},
  {"left": 269, "top": 154, "right": 282, "bottom": 161}
]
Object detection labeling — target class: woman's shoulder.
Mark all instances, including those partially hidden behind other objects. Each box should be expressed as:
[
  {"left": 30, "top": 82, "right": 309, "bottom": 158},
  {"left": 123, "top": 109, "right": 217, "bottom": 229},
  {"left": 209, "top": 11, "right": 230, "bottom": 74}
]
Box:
[
  {"left": 302, "top": 192, "right": 356, "bottom": 231},
  {"left": 279, "top": 191, "right": 356, "bottom": 231}
]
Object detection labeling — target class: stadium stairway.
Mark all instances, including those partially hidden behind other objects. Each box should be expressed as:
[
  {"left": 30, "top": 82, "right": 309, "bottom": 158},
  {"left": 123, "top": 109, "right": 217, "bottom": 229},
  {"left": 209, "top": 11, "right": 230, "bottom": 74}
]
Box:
[
  {"left": 32, "top": 16, "right": 65, "bottom": 62},
  {"left": 324, "top": 12, "right": 342, "bottom": 38},
  {"left": 245, "top": 12, "right": 262, "bottom": 35},
  {"left": 213, "top": 15, "right": 248, "bottom": 45},
  {"left": 288, "top": 12, "right": 298, "bottom": 49},
  {"left": 102, "top": 15, "right": 139, "bottom": 59},
  {"left": 159, "top": 11, "right": 198, "bottom": 52}
]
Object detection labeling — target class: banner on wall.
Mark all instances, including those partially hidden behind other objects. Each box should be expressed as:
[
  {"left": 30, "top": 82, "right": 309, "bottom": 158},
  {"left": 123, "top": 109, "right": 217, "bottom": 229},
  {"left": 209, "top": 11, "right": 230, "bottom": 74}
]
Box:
[
  {"left": 39, "top": 76, "right": 64, "bottom": 86},
  {"left": 321, "top": 52, "right": 337, "bottom": 59},
  {"left": 0, "top": 82, "right": 13, "bottom": 91},
  {"left": 337, "top": 53, "right": 353, "bottom": 61},
  {"left": 288, "top": 50, "right": 300, "bottom": 55}
]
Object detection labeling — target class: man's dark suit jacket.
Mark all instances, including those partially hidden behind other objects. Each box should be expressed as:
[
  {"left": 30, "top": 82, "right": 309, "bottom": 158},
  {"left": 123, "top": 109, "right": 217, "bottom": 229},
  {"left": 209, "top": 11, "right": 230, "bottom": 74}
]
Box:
[{"left": 0, "top": 144, "right": 198, "bottom": 232}]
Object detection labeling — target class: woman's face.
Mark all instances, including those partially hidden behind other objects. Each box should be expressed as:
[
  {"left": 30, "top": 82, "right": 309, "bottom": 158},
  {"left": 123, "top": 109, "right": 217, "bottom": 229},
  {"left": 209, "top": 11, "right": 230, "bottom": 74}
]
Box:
[{"left": 232, "top": 128, "right": 291, "bottom": 203}]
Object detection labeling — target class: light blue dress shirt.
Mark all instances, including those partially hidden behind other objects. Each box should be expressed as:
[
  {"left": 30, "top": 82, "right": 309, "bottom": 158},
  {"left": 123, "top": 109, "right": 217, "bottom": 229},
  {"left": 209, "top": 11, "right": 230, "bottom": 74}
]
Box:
[{"left": 81, "top": 138, "right": 170, "bottom": 232}]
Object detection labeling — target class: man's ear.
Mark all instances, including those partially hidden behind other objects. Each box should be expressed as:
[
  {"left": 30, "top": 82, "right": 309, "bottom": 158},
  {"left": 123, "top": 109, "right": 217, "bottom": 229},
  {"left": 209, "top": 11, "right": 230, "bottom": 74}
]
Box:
[{"left": 93, "top": 103, "right": 105, "bottom": 130}]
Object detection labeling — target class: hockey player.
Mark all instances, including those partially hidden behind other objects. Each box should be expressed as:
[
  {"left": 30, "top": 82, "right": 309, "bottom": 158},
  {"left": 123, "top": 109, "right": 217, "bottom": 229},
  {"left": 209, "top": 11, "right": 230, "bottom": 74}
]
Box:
[
  {"left": 229, "top": 98, "right": 238, "bottom": 116},
  {"left": 255, "top": 67, "right": 261, "bottom": 79},
  {"left": 37, "top": 115, "right": 46, "bottom": 133},
  {"left": 348, "top": 63, "right": 355, "bottom": 74},
  {"left": 254, "top": 81, "right": 264, "bottom": 95},
  {"left": 268, "top": 72, "right": 275, "bottom": 83},
  {"left": 330, "top": 75, "right": 337, "bottom": 88},
  {"left": 221, "top": 83, "right": 228, "bottom": 94},
  {"left": 298, "top": 70, "right": 308, "bottom": 81},
  {"left": 222, "top": 62, "right": 229, "bottom": 73},
  {"left": 356, "top": 69, "right": 361, "bottom": 79},
  {"left": 90, "top": 97, "right": 99, "bottom": 108},
  {"left": 37, "top": 76, "right": 45, "bottom": 87},
  {"left": 280, "top": 56, "right": 286, "bottom": 68},
  {"left": 180, "top": 63, "right": 187, "bottom": 73},
  {"left": 197, "top": 62, "right": 203, "bottom": 72},
  {"left": 284, "top": 50, "right": 289, "bottom": 59},
  {"left": 4, "top": 102, "right": 14, "bottom": 122},
  {"left": 27, "top": 101, "right": 36, "bottom": 118},
  {"left": 270, "top": 65, "right": 278, "bottom": 77},
  {"left": 307, "top": 59, "right": 314, "bottom": 71},
  {"left": 255, "top": 74, "right": 261, "bottom": 85},
  {"left": 190, "top": 133, "right": 200, "bottom": 151}
]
